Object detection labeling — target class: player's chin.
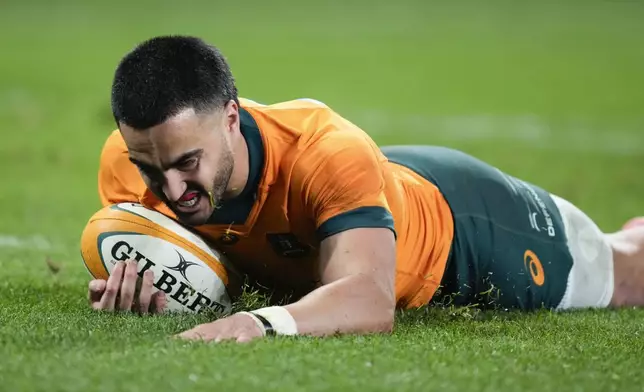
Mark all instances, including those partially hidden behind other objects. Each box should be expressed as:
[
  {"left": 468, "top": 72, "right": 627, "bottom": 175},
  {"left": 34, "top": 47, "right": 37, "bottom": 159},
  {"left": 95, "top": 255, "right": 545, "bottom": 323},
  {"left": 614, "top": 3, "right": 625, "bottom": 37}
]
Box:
[{"left": 172, "top": 194, "right": 212, "bottom": 226}]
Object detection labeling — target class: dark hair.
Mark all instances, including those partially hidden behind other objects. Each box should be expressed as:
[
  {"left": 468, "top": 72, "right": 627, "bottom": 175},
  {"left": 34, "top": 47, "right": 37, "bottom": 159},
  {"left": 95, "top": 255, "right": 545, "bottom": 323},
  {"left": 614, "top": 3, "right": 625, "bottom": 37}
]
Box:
[{"left": 111, "top": 35, "right": 238, "bottom": 129}]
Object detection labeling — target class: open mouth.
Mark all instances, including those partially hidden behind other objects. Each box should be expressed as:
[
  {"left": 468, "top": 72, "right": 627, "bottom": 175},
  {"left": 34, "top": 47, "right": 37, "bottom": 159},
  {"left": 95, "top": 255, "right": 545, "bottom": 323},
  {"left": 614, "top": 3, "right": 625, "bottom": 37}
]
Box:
[{"left": 175, "top": 191, "right": 201, "bottom": 211}]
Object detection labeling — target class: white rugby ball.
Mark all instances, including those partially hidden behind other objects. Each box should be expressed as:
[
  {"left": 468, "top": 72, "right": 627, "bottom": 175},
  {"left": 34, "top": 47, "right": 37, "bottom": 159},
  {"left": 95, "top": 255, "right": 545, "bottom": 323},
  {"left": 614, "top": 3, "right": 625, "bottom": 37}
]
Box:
[{"left": 80, "top": 202, "right": 233, "bottom": 315}]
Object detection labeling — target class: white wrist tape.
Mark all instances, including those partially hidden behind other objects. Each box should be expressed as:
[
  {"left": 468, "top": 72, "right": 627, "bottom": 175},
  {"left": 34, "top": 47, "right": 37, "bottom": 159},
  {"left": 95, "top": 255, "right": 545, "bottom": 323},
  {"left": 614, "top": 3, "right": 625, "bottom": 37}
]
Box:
[
  {"left": 239, "top": 311, "right": 268, "bottom": 336},
  {"left": 241, "top": 306, "right": 298, "bottom": 336}
]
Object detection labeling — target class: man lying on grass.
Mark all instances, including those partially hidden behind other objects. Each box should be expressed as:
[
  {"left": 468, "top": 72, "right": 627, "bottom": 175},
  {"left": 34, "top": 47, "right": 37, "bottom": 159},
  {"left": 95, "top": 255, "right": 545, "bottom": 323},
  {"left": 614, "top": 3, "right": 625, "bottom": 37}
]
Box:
[{"left": 87, "top": 35, "right": 644, "bottom": 342}]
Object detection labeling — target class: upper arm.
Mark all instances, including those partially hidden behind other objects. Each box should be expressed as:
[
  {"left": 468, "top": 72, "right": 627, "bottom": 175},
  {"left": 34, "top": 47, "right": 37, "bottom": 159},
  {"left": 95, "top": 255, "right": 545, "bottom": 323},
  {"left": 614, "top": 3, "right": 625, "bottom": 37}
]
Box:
[
  {"left": 318, "top": 227, "right": 396, "bottom": 301},
  {"left": 293, "top": 130, "right": 396, "bottom": 241},
  {"left": 292, "top": 129, "right": 397, "bottom": 288}
]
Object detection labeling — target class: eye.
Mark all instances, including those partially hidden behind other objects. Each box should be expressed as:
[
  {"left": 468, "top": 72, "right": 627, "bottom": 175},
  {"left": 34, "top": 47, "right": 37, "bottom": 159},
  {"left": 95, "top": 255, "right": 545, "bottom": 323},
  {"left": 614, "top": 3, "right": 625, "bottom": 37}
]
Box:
[
  {"left": 136, "top": 166, "right": 162, "bottom": 182},
  {"left": 177, "top": 157, "right": 199, "bottom": 171}
]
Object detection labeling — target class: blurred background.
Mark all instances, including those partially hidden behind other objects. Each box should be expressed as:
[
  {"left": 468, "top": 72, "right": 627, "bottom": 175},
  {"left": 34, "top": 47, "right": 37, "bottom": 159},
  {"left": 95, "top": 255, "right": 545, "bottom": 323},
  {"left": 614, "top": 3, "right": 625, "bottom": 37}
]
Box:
[{"left": 1, "top": 0, "right": 643, "bottom": 281}]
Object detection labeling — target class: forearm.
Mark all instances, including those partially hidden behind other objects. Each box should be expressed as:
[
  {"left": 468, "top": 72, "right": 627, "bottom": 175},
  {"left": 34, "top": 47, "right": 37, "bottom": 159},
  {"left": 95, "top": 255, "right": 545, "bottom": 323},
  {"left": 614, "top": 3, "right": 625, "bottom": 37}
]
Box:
[
  {"left": 244, "top": 227, "right": 397, "bottom": 338},
  {"left": 283, "top": 273, "right": 395, "bottom": 337}
]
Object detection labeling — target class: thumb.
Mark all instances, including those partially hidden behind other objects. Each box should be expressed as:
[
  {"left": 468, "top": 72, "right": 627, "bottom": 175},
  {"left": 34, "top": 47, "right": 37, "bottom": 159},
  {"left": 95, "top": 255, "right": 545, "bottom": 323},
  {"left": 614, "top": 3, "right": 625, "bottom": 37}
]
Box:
[
  {"left": 88, "top": 279, "right": 107, "bottom": 308},
  {"left": 151, "top": 290, "right": 167, "bottom": 314}
]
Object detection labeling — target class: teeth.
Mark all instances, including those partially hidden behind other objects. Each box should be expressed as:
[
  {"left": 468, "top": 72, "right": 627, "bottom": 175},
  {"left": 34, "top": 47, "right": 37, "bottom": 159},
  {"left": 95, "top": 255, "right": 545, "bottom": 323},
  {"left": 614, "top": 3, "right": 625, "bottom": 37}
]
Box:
[{"left": 178, "top": 195, "right": 198, "bottom": 207}]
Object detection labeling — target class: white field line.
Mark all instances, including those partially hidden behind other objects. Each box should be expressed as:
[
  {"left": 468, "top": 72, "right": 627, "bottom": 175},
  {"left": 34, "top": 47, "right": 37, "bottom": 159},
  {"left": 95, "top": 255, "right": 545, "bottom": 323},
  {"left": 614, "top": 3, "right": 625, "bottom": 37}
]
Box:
[
  {"left": 353, "top": 111, "right": 644, "bottom": 156},
  {"left": 0, "top": 234, "right": 54, "bottom": 251}
]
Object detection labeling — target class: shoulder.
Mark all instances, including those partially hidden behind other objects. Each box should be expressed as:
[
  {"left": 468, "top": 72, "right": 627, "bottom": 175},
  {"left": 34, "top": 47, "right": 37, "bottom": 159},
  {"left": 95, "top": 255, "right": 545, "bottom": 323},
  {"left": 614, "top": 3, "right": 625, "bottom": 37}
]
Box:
[
  {"left": 240, "top": 97, "right": 386, "bottom": 191},
  {"left": 240, "top": 97, "right": 331, "bottom": 111},
  {"left": 100, "top": 129, "right": 128, "bottom": 159},
  {"left": 240, "top": 97, "right": 343, "bottom": 138},
  {"left": 242, "top": 97, "right": 380, "bottom": 155}
]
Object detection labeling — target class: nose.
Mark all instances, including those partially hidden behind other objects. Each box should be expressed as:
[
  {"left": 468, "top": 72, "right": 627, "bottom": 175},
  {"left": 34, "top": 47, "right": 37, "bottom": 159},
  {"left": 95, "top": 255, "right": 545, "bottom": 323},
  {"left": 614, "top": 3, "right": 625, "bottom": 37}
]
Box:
[{"left": 162, "top": 170, "right": 187, "bottom": 202}]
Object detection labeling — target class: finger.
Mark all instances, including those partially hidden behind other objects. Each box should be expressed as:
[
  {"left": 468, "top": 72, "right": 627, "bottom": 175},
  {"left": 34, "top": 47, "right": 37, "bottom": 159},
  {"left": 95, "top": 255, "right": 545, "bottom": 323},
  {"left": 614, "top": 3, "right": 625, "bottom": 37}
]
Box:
[
  {"left": 118, "top": 260, "right": 139, "bottom": 311},
  {"left": 175, "top": 322, "right": 222, "bottom": 341},
  {"left": 99, "top": 261, "right": 125, "bottom": 311},
  {"left": 219, "top": 331, "right": 245, "bottom": 343},
  {"left": 88, "top": 280, "right": 107, "bottom": 309},
  {"left": 137, "top": 269, "right": 155, "bottom": 314},
  {"left": 176, "top": 327, "right": 206, "bottom": 340},
  {"left": 151, "top": 290, "right": 167, "bottom": 314}
]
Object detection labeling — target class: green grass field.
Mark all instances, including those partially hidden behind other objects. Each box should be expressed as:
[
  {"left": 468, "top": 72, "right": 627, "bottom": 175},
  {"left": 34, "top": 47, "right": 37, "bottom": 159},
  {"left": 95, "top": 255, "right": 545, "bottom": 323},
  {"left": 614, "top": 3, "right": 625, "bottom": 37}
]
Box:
[{"left": 1, "top": 1, "right": 643, "bottom": 391}]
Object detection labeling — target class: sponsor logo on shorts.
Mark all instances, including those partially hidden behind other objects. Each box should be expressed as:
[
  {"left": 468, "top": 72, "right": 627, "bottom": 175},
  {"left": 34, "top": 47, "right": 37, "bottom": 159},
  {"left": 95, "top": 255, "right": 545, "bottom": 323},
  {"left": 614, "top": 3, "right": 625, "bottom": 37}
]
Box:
[
  {"left": 520, "top": 181, "right": 556, "bottom": 237},
  {"left": 495, "top": 172, "right": 556, "bottom": 238},
  {"left": 524, "top": 250, "right": 545, "bottom": 286}
]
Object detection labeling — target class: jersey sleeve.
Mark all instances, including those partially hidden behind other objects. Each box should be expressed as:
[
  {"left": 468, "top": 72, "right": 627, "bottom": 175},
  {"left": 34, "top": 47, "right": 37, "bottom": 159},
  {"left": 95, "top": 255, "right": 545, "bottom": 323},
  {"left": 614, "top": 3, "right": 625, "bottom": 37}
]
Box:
[{"left": 292, "top": 130, "right": 396, "bottom": 241}]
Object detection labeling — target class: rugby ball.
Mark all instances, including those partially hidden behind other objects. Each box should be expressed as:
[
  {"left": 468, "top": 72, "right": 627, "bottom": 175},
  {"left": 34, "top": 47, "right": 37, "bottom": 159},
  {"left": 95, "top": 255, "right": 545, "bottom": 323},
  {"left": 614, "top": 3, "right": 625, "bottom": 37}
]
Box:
[{"left": 80, "top": 202, "right": 233, "bottom": 315}]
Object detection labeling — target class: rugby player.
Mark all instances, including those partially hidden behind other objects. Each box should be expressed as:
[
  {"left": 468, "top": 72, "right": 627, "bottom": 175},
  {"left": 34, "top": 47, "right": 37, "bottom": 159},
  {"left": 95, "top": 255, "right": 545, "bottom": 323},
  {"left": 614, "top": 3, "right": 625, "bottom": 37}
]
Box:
[{"left": 88, "top": 35, "right": 644, "bottom": 342}]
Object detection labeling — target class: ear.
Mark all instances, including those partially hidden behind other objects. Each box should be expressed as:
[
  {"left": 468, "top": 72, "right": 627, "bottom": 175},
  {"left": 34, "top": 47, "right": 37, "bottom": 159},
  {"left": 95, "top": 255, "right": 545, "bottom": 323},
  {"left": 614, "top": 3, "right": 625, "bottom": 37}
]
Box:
[{"left": 224, "top": 99, "right": 239, "bottom": 134}]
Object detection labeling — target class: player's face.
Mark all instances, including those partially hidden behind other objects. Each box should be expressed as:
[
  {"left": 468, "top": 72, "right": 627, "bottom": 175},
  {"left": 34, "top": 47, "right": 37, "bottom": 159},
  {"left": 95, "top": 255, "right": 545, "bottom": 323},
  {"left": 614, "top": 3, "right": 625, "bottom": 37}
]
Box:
[{"left": 119, "top": 103, "right": 239, "bottom": 226}]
